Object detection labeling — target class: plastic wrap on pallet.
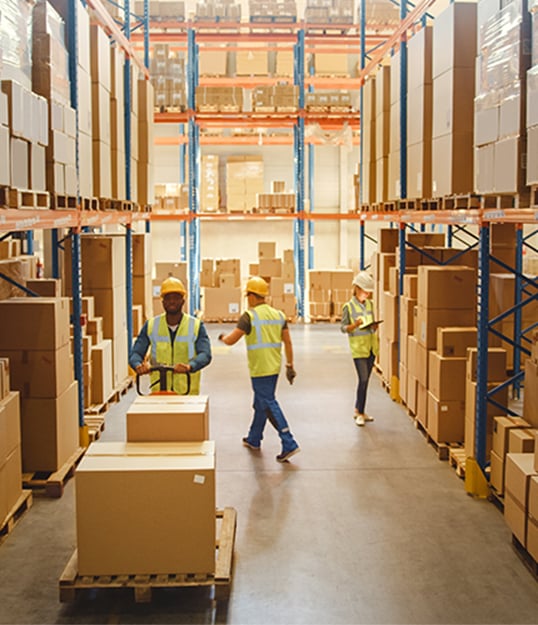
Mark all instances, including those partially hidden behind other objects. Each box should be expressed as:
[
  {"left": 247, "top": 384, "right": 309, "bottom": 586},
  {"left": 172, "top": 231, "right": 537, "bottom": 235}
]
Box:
[
  {"left": 0, "top": 0, "right": 33, "bottom": 89},
  {"left": 149, "top": 44, "right": 185, "bottom": 111},
  {"left": 32, "top": 0, "right": 70, "bottom": 105},
  {"left": 527, "top": 64, "right": 538, "bottom": 127},
  {"left": 478, "top": 1, "right": 529, "bottom": 94}
]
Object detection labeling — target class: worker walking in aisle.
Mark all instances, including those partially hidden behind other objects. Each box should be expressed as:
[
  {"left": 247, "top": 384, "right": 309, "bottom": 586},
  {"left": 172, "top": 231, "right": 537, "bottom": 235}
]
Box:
[
  {"left": 341, "top": 271, "right": 380, "bottom": 427},
  {"left": 129, "top": 277, "right": 212, "bottom": 395},
  {"left": 218, "top": 276, "right": 300, "bottom": 462}
]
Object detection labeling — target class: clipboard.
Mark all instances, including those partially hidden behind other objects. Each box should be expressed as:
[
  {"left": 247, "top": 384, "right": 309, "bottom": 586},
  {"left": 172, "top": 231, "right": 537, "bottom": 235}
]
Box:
[{"left": 360, "top": 319, "right": 383, "bottom": 330}]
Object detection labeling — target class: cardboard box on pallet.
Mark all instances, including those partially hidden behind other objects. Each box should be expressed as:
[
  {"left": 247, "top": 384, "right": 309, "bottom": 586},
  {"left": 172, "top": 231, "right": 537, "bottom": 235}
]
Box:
[
  {"left": 504, "top": 453, "right": 538, "bottom": 547},
  {"left": 464, "top": 380, "right": 509, "bottom": 460},
  {"left": 76, "top": 441, "right": 216, "bottom": 576},
  {"left": 20, "top": 380, "right": 79, "bottom": 473},
  {"left": 127, "top": 396, "right": 209, "bottom": 442},
  {"left": 417, "top": 266, "right": 476, "bottom": 310},
  {"left": 528, "top": 477, "right": 538, "bottom": 561},
  {"left": 490, "top": 450, "right": 505, "bottom": 494},
  {"left": 427, "top": 391, "right": 465, "bottom": 443}
]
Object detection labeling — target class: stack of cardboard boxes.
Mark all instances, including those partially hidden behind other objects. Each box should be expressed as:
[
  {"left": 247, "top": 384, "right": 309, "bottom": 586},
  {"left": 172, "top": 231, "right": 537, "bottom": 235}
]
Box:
[
  {"left": 200, "top": 259, "right": 242, "bottom": 321},
  {"left": 196, "top": 86, "right": 243, "bottom": 112},
  {"left": 308, "top": 269, "right": 353, "bottom": 320},
  {"left": 0, "top": 298, "right": 79, "bottom": 474},
  {"left": 64, "top": 235, "right": 129, "bottom": 394},
  {"left": 75, "top": 394, "right": 216, "bottom": 576},
  {"left": 374, "top": 64, "right": 390, "bottom": 203},
  {"left": 132, "top": 233, "right": 153, "bottom": 327},
  {"left": 226, "top": 156, "right": 264, "bottom": 213},
  {"left": 153, "top": 260, "right": 189, "bottom": 316},
  {"left": 153, "top": 183, "right": 189, "bottom": 213},
  {"left": 474, "top": 0, "right": 531, "bottom": 194},
  {"left": 150, "top": 43, "right": 186, "bottom": 112},
  {"left": 32, "top": 0, "right": 77, "bottom": 198},
  {"left": 251, "top": 243, "right": 296, "bottom": 319},
  {"left": 0, "top": 359, "right": 24, "bottom": 525}
]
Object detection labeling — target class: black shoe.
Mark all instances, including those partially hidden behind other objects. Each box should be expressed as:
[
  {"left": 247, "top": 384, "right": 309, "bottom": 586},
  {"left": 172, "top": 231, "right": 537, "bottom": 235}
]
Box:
[
  {"left": 242, "top": 437, "right": 260, "bottom": 450},
  {"left": 276, "top": 446, "right": 300, "bottom": 463}
]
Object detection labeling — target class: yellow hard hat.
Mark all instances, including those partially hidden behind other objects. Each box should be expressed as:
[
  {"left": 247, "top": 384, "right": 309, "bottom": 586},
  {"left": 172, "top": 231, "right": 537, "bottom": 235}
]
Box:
[
  {"left": 160, "top": 276, "right": 186, "bottom": 297},
  {"left": 245, "top": 276, "right": 269, "bottom": 297}
]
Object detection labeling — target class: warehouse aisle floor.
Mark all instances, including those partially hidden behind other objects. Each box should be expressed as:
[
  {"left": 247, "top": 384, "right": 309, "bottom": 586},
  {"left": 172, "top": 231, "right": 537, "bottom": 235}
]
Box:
[{"left": 1, "top": 324, "right": 537, "bottom": 625}]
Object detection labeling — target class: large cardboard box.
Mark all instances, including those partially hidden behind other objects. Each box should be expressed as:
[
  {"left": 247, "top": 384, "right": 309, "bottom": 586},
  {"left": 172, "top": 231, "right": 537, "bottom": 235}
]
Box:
[
  {"left": 127, "top": 396, "right": 209, "bottom": 442},
  {"left": 528, "top": 477, "right": 538, "bottom": 560},
  {"left": 504, "top": 490, "right": 527, "bottom": 545},
  {"left": 436, "top": 327, "right": 477, "bottom": 357},
  {"left": 1, "top": 344, "right": 73, "bottom": 398},
  {"left": 64, "top": 235, "right": 125, "bottom": 293},
  {"left": 20, "top": 380, "right": 79, "bottom": 472},
  {"left": 508, "top": 429, "right": 536, "bottom": 454},
  {"left": 90, "top": 340, "right": 114, "bottom": 405},
  {"left": 505, "top": 453, "right": 538, "bottom": 508},
  {"left": 417, "top": 306, "right": 476, "bottom": 349},
  {"left": 417, "top": 266, "right": 476, "bottom": 310},
  {"left": 427, "top": 392, "right": 465, "bottom": 443},
  {"left": 493, "top": 416, "right": 531, "bottom": 458},
  {"left": 490, "top": 450, "right": 504, "bottom": 494},
  {"left": 76, "top": 442, "right": 216, "bottom": 575},
  {"left": 0, "top": 298, "right": 70, "bottom": 351},
  {"left": 0, "top": 392, "right": 20, "bottom": 459},
  {"left": 201, "top": 287, "right": 241, "bottom": 321},
  {"left": 428, "top": 352, "right": 466, "bottom": 401},
  {"left": 432, "top": 2, "right": 477, "bottom": 79},
  {"left": 466, "top": 347, "right": 507, "bottom": 383}
]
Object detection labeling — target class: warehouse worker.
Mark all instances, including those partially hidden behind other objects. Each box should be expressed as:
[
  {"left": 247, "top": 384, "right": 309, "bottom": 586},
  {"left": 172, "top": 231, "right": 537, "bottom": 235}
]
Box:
[
  {"left": 341, "top": 271, "right": 379, "bottom": 427},
  {"left": 218, "top": 276, "right": 300, "bottom": 463},
  {"left": 129, "top": 277, "right": 212, "bottom": 395}
]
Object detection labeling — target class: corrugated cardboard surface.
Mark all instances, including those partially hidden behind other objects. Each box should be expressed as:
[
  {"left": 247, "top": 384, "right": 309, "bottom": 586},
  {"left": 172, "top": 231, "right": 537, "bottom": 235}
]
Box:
[{"left": 76, "top": 451, "right": 215, "bottom": 575}]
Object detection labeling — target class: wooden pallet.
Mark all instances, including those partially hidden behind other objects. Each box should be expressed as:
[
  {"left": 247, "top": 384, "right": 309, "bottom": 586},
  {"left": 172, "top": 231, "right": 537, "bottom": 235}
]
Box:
[
  {"left": 22, "top": 447, "right": 86, "bottom": 498},
  {"left": 413, "top": 419, "right": 461, "bottom": 461},
  {"left": 0, "top": 490, "right": 33, "bottom": 545},
  {"left": 84, "top": 415, "right": 106, "bottom": 442},
  {"left": 51, "top": 193, "right": 78, "bottom": 210},
  {"left": 449, "top": 447, "right": 467, "bottom": 478},
  {"left": 5, "top": 188, "right": 50, "bottom": 209},
  {"left": 59, "top": 507, "right": 237, "bottom": 603},
  {"left": 441, "top": 193, "right": 481, "bottom": 210},
  {"left": 531, "top": 185, "right": 538, "bottom": 208},
  {"left": 512, "top": 534, "right": 538, "bottom": 580},
  {"left": 85, "top": 376, "right": 134, "bottom": 415},
  {"left": 81, "top": 197, "right": 99, "bottom": 211},
  {"left": 480, "top": 191, "right": 530, "bottom": 210},
  {"left": 99, "top": 198, "right": 133, "bottom": 211}
]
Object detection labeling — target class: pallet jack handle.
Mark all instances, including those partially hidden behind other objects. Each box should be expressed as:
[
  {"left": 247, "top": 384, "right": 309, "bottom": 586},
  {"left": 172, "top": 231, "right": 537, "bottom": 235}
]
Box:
[{"left": 135, "top": 365, "right": 191, "bottom": 396}]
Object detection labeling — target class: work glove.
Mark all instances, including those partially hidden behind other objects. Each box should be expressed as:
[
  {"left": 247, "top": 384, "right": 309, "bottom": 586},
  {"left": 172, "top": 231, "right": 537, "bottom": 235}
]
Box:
[{"left": 285, "top": 365, "right": 297, "bottom": 385}]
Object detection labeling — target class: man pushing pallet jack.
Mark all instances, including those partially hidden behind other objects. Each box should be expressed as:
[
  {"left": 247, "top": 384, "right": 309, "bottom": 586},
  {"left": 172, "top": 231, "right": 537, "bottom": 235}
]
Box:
[{"left": 59, "top": 278, "right": 235, "bottom": 603}]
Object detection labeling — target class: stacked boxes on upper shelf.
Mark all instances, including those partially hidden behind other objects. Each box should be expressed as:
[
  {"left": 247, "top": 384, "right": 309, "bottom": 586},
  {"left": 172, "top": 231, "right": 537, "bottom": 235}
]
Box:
[
  {"left": 432, "top": 2, "right": 476, "bottom": 197},
  {"left": 195, "top": 0, "right": 241, "bottom": 22},
  {"left": 32, "top": 0, "right": 77, "bottom": 198},
  {"left": 226, "top": 155, "right": 264, "bottom": 213},
  {"left": 387, "top": 50, "right": 401, "bottom": 201},
  {"left": 110, "top": 44, "right": 126, "bottom": 200},
  {"left": 151, "top": 43, "right": 186, "bottom": 111},
  {"left": 375, "top": 64, "right": 390, "bottom": 202},
  {"left": 526, "top": 0, "right": 538, "bottom": 184},
  {"left": 474, "top": 0, "right": 532, "bottom": 194},
  {"left": 406, "top": 26, "right": 433, "bottom": 200}
]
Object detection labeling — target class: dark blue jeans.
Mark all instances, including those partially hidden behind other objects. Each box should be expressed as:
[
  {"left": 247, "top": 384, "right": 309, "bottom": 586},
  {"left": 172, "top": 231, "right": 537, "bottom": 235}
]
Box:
[
  {"left": 353, "top": 352, "right": 375, "bottom": 414},
  {"left": 246, "top": 374, "right": 297, "bottom": 452}
]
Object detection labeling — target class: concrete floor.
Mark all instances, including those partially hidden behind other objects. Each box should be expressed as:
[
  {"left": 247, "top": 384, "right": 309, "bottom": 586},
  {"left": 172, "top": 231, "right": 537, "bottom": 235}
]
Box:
[{"left": 0, "top": 323, "right": 537, "bottom": 625}]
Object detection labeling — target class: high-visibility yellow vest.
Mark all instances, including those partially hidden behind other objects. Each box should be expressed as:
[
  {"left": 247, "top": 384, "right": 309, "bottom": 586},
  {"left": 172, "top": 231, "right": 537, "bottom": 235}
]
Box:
[
  {"left": 147, "top": 313, "right": 201, "bottom": 394},
  {"left": 245, "top": 304, "right": 286, "bottom": 378},
  {"left": 344, "top": 297, "right": 379, "bottom": 359}
]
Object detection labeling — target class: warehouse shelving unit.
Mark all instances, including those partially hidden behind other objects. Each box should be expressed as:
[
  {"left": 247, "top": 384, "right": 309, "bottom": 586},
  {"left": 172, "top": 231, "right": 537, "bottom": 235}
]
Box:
[
  {"left": 146, "top": 16, "right": 391, "bottom": 318},
  {"left": 0, "top": 0, "right": 152, "bottom": 433}
]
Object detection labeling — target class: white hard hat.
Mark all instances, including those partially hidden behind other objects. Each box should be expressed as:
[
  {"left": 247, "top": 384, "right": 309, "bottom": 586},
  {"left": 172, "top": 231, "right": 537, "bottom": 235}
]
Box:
[{"left": 352, "top": 271, "right": 374, "bottom": 292}]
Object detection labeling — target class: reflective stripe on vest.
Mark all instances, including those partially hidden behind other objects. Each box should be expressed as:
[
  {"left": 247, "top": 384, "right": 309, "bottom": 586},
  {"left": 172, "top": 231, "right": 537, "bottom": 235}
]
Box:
[
  {"left": 147, "top": 313, "right": 201, "bottom": 394},
  {"left": 245, "top": 304, "right": 285, "bottom": 377},
  {"left": 345, "top": 298, "right": 379, "bottom": 359}
]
